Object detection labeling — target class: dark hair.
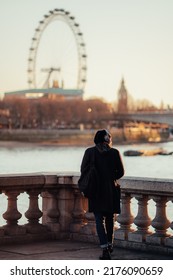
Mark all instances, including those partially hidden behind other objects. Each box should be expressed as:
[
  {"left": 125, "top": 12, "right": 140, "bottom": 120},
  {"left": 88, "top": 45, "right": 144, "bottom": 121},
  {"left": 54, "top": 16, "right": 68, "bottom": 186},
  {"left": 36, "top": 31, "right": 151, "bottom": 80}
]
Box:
[{"left": 94, "top": 129, "right": 111, "bottom": 144}]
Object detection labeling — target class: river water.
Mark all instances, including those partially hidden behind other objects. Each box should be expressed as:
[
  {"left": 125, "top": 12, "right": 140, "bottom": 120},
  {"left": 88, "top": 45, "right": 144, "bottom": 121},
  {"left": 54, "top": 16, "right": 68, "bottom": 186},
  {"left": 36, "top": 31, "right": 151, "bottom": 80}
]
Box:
[
  {"left": 0, "top": 141, "right": 173, "bottom": 227},
  {"left": 0, "top": 141, "right": 173, "bottom": 178}
]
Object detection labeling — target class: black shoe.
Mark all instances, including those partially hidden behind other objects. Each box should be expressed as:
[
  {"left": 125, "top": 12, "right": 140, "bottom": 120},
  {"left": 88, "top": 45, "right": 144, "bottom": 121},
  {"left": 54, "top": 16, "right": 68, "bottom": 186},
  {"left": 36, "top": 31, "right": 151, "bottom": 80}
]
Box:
[
  {"left": 99, "top": 248, "right": 111, "bottom": 260},
  {"left": 108, "top": 244, "right": 113, "bottom": 253}
]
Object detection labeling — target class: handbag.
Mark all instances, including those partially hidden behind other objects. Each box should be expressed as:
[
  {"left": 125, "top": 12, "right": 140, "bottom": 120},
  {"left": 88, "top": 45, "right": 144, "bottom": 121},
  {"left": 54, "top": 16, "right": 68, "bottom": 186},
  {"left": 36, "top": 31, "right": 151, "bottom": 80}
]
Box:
[{"left": 78, "top": 149, "right": 98, "bottom": 198}]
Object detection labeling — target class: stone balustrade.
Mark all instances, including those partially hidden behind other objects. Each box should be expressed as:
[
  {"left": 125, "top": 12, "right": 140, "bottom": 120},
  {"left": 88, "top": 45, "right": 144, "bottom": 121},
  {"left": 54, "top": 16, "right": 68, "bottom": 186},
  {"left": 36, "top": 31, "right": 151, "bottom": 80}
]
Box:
[{"left": 0, "top": 173, "right": 173, "bottom": 255}]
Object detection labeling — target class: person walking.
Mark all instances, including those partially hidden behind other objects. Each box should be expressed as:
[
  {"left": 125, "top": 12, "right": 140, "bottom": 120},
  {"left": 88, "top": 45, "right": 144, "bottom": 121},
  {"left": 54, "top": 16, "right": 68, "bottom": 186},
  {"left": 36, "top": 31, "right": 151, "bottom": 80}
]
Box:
[{"left": 79, "top": 129, "right": 124, "bottom": 260}]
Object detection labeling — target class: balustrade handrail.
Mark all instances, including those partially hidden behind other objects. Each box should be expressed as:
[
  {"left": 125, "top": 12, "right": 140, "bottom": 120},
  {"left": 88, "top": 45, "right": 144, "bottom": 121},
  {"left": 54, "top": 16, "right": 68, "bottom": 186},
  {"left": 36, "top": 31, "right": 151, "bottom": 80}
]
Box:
[
  {"left": 1, "top": 173, "right": 173, "bottom": 194},
  {"left": 0, "top": 172, "right": 78, "bottom": 191},
  {"left": 0, "top": 173, "right": 173, "bottom": 255},
  {"left": 121, "top": 176, "right": 173, "bottom": 196}
]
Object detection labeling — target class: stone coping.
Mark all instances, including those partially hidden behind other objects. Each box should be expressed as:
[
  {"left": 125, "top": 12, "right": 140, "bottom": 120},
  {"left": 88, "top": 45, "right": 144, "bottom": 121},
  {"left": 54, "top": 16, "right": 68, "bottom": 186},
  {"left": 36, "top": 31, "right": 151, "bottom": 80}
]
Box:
[{"left": 0, "top": 173, "right": 173, "bottom": 193}]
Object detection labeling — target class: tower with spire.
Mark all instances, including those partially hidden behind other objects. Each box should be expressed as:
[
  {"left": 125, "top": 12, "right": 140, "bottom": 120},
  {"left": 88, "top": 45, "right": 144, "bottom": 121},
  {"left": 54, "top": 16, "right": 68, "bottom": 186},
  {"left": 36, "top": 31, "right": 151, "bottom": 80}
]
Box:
[{"left": 117, "top": 77, "right": 128, "bottom": 113}]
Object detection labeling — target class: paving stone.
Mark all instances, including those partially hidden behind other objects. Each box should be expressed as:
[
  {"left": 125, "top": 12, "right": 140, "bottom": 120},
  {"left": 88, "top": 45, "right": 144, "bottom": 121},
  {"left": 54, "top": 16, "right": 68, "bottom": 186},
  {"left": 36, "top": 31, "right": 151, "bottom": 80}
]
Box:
[{"left": 0, "top": 240, "right": 172, "bottom": 260}]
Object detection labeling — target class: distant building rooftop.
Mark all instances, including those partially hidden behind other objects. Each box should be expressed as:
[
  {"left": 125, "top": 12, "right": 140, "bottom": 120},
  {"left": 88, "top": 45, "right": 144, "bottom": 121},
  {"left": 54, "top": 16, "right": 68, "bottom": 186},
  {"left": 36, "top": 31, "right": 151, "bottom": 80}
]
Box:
[{"left": 4, "top": 88, "right": 83, "bottom": 99}]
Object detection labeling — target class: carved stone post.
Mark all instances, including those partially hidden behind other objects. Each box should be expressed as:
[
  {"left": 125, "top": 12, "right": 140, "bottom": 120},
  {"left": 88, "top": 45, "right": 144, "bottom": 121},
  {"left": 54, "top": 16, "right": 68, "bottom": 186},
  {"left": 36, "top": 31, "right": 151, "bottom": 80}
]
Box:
[
  {"left": 113, "top": 214, "right": 118, "bottom": 231},
  {"left": 0, "top": 192, "right": 5, "bottom": 236},
  {"left": 80, "top": 211, "right": 97, "bottom": 243},
  {"left": 128, "top": 194, "right": 152, "bottom": 242},
  {"left": 58, "top": 185, "right": 74, "bottom": 238},
  {"left": 79, "top": 196, "right": 98, "bottom": 243},
  {"left": 70, "top": 188, "right": 85, "bottom": 235},
  {"left": 25, "top": 190, "right": 47, "bottom": 233},
  {"left": 0, "top": 227, "right": 4, "bottom": 237},
  {"left": 3, "top": 191, "right": 26, "bottom": 235},
  {"left": 146, "top": 196, "right": 170, "bottom": 245},
  {"left": 165, "top": 198, "right": 173, "bottom": 247},
  {"left": 114, "top": 192, "right": 134, "bottom": 240},
  {"left": 45, "top": 190, "right": 60, "bottom": 234}
]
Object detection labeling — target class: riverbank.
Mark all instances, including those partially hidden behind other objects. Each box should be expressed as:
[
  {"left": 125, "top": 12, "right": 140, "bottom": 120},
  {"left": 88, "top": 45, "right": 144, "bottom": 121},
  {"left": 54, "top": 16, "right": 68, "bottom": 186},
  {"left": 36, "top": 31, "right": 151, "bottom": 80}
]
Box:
[
  {"left": 0, "top": 129, "right": 95, "bottom": 146},
  {"left": 0, "top": 128, "right": 171, "bottom": 147}
]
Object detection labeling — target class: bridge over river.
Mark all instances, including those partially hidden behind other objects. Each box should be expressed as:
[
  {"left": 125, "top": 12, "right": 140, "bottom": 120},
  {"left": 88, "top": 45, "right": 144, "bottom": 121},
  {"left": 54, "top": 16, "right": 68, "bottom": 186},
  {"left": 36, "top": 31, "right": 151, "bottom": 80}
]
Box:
[{"left": 114, "top": 112, "right": 173, "bottom": 126}]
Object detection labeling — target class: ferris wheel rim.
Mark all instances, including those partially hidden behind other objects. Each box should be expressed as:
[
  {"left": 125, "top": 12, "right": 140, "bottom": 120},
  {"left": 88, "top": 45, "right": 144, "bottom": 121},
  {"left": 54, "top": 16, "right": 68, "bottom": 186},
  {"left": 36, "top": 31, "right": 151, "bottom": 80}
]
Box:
[{"left": 27, "top": 8, "right": 87, "bottom": 90}]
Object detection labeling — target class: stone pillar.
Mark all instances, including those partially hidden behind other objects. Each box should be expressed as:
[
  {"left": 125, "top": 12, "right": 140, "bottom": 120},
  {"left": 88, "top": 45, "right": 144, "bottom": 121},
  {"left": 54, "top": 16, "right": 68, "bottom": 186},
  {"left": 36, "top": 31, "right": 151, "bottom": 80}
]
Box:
[
  {"left": 45, "top": 190, "right": 60, "bottom": 234},
  {"left": 25, "top": 190, "right": 47, "bottom": 233},
  {"left": 113, "top": 214, "right": 118, "bottom": 231},
  {"left": 3, "top": 191, "right": 26, "bottom": 235},
  {"left": 165, "top": 199, "right": 173, "bottom": 247},
  {"left": 80, "top": 211, "right": 97, "bottom": 243},
  {"left": 0, "top": 192, "right": 5, "bottom": 236},
  {"left": 70, "top": 188, "right": 85, "bottom": 234},
  {"left": 58, "top": 185, "right": 74, "bottom": 238},
  {"left": 146, "top": 196, "right": 170, "bottom": 245},
  {"left": 114, "top": 192, "right": 134, "bottom": 240},
  {"left": 128, "top": 194, "right": 152, "bottom": 242}
]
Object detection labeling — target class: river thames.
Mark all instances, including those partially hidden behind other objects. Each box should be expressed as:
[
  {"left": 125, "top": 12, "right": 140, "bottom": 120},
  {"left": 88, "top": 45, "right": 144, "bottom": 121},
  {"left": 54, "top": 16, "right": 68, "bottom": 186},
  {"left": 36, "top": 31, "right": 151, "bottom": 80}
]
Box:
[
  {"left": 0, "top": 141, "right": 173, "bottom": 179},
  {"left": 0, "top": 141, "right": 173, "bottom": 227}
]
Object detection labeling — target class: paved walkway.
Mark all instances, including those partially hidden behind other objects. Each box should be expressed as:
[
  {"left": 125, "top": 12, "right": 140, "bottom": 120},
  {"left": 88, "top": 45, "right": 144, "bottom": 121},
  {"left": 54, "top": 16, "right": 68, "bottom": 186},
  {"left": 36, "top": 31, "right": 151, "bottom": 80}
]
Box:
[{"left": 0, "top": 240, "right": 172, "bottom": 260}]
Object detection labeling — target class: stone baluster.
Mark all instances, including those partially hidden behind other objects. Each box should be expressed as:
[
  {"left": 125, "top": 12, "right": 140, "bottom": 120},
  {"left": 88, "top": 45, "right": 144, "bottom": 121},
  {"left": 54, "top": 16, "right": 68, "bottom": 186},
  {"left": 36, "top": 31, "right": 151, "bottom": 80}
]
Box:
[
  {"left": 45, "top": 190, "right": 60, "bottom": 234},
  {"left": 0, "top": 192, "right": 4, "bottom": 236},
  {"left": 0, "top": 226, "right": 4, "bottom": 237},
  {"left": 165, "top": 198, "right": 173, "bottom": 247},
  {"left": 80, "top": 211, "right": 97, "bottom": 243},
  {"left": 128, "top": 194, "right": 152, "bottom": 242},
  {"left": 113, "top": 214, "right": 118, "bottom": 231},
  {"left": 114, "top": 192, "right": 134, "bottom": 240},
  {"left": 70, "top": 188, "right": 85, "bottom": 236},
  {"left": 80, "top": 196, "right": 119, "bottom": 244},
  {"left": 3, "top": 191, "right": 26, "bottom": 235},
  {"left": 146, "top": 196, "right": 170, "bottom": 245},
  {"left": 25, "top": 190, "right": 47, "bottom": 233},
  {"left": 82, "top": 195, "right": 88, "bottom": 213},
  {"left": 57, "top": 184, "right": 74, "bottom": 238}
]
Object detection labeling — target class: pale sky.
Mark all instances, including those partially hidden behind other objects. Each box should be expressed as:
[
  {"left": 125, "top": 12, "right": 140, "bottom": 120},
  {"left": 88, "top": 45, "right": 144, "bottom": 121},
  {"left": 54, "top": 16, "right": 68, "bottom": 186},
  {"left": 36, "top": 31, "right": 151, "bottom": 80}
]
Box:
[{"left": 0, "top": 0, "right": 173, "bottom": 106}]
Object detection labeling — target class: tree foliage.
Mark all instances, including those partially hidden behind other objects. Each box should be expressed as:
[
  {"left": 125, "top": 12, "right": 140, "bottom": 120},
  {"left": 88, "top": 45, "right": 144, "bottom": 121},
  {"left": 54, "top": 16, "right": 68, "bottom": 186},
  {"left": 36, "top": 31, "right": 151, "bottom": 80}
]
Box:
[{"left": 0, "top": 97, "right": 112, "bottom": 128}]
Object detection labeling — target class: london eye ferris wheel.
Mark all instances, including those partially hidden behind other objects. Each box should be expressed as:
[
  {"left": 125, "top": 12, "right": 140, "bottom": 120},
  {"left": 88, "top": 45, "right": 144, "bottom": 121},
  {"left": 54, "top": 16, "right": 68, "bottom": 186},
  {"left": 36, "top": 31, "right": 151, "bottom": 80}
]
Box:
[{"left": 27, "top": 8, "right": 87, "bottom": 92}]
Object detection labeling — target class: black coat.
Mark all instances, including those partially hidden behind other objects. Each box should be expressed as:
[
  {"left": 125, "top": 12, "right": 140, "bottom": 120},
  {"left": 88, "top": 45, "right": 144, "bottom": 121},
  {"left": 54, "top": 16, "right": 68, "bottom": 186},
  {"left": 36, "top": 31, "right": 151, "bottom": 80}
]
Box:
[{"left": 80, "top": 146, "right": 124, "bottom": 213}]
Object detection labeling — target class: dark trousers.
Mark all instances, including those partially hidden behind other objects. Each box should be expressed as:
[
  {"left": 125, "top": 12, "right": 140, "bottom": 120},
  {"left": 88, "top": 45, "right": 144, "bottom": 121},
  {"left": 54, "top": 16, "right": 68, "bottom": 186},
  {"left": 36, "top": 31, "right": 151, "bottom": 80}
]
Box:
[{"left": 94, "top": 212, "right": 114, "bottom": 248}]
